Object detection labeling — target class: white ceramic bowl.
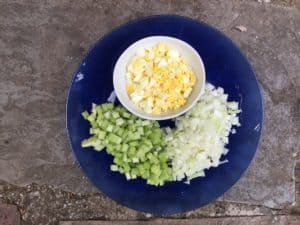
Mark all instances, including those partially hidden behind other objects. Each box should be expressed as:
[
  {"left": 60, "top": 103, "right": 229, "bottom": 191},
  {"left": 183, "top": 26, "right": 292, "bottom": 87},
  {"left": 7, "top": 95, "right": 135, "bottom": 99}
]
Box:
[{"left": 113, "top": 36, "right": 206, "bottom": 120}]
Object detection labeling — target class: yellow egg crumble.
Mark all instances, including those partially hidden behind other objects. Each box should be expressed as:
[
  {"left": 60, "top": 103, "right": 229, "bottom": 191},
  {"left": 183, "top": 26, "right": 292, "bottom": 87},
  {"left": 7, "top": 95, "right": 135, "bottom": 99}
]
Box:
[{"left": 126, "top": 43, "right": 196, "bottom": 114}]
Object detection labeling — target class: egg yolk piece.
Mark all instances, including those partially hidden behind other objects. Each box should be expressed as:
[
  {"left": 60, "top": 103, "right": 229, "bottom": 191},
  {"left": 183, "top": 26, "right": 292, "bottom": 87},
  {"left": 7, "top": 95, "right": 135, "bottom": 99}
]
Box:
[{"left": 126, "top": 43, "right": 196, "bottom": 114}]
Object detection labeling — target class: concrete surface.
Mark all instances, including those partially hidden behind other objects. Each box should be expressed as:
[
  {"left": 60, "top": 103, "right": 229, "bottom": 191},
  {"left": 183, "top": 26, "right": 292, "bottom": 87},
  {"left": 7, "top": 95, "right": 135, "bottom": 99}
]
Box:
[
  {"left": 60, "top": 216, "right": 300, "bottom": 225},
  {"left": 0, "top": 204, "right": 20, "bottom": 225},
  {"left": 0, "top": 0, "right": 300, "bottom": 224},
  {"left": 0, "top": 179, "right": 299, "bottom": 225}
]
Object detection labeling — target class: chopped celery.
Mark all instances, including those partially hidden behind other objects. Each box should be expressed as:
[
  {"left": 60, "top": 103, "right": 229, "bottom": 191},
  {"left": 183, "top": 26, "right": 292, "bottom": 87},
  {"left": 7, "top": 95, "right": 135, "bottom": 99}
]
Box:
[
  {"left": 110, "top": 164, "right": 118, "bottom": 171},
  {"left": 81, "top": 136, "right": 98, "bottom": 147},
  {"left": 122, "top": 112, "right": 131, "bottom": 118},
  {"left": 81, "top": 103, "right": 172, "bottom": 186},
  {"left": 106, "top": 125, "right": 113, "bottom": 132},
  {"left": 104, "top": 111, "right": 111, "bottom": 119},
  {"left": 81, "top": 111, "right": 89, "bottom": 120},
  {"left": 116, "top": 118, "right": 124, "bottom": 126},
  {"left": 107, "top": 133, "right": 122, "bottom": 144},
  {"left": 121, "top": 143, "right": 129, "bottom": 152},
  {"left": 128, "top": 147, "right": 136, "bottom": 157},
  {"left": 98, "top": 130, "right": 106, "bottom": 140}
]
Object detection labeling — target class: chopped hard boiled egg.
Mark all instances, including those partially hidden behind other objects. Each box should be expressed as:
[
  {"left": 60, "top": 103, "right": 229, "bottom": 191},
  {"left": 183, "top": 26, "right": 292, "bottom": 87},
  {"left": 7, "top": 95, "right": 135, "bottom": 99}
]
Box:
[{"left": 126, "top": 43, "right": 197, "bottom": 114}]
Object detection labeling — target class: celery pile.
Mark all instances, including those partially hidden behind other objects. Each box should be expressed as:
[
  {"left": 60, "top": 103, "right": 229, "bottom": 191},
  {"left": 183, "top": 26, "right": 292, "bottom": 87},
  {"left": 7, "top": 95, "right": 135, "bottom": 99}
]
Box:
[{"left": 81, "top": 103, "right": 173, "bottom": 186}]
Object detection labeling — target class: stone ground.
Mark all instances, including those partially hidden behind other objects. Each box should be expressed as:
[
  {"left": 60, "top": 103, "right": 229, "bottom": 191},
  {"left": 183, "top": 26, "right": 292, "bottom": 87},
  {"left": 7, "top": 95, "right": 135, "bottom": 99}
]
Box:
[{"left": 0, "top": 0, "right": 299, "bottom": 224}]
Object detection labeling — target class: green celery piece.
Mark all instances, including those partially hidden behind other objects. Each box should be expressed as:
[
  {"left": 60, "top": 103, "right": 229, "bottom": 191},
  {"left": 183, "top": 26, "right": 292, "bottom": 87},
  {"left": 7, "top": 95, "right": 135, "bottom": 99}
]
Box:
[
  {"left": 115, "top": 144, "right": 122, "bottom": 152},
  {"left": 116, "top": 118, "right": 124, "bottom": 126},
  {"left": 142, "top": 161, "right": 151, "bottom": 170},
  {"left": 150, "top": 164, "right": 161, "bottom": 175},
  {"left": 129, "top": 141, "right": 139, "bottom": 147},
  {"left": 87, "top": 114, "right": 96, "bottom": 123},
  {"left": 89, "top": 127, "right": 98, "bottom": 135},
  {"left": 118, "top": 167, "right": 124, "bottom": 174},
  {"left": 136, "top": 119, "right": 143, "bottom": 126},
  {"left": 136, "top": 149, "right": 146, "bottom": 159},
  {"left": 145, "top": 129, "right": 152, "bottom": 137},
  {"left": 148, "top": 175, "right": 159, "bottom": 185},
  {"left": 116, "top": 127, "right": 125, "bottom": 137},
  {"left": 147, "top": 152, "right": 154, "bottom": 160},
  {"left": 104, "top": 138, "right": 109, "bottom": 145},
  {"left": 156, "top": 146, "right": 162, "bottom": 151},
  {"left": 139, "top": 155, "right": 147, "bottom": 162},
  {"left": 153, "top": 157, "right": 160, "bottom": 164},
  {"left": 143, "top": 139, "right": 153, "bottom": 148},
  {"left": 141, "top": 144, "right": 151, "bottom": 153},
  {"left": 141, "top": 120, "right": 151, "bottom": 126},
  {"left": 160, "top": 162, "right": 169, "bottom": 170},
  {"left": 117, "top": 106, "right": 126, "bottom": 113},
  {"left": 106, "top": 125, "right": 114, "bottom": 132},
  {"left": 159, "top": 170, "right": 170, "bottom": 181},
  {"left": 101, "top": 103, "right": 114, "bottom": 112},
  {"left": 107, "top": 133, "right": 122, "bottom": 144},
  {"left": 158, "top": 152, "right": 168, "bottom": 162},
  {"left": 91, "top": 105, "right": 97, "bottom": 116},
  {"left": 113, "top": 156, "right": 122, "bottom": 165},
  {"left": 137, "top": 127, "right": 144, "bottom": 135},
  {"left": 125, "top": 173, "right": 131, "bottom": 180},
  {"left": 149, "top": 131, "right": 162, "bottom": 145},
  {"left": 94, "top": 143, "right": 105, "bottom": 151},
  {"left": 112, "top": 126, "right": 119, "bottom": 133},
  {"left": 131, "top": 168, "right": 139, "bottom": 176},
  {"left": 132, "top": 133, "right": 141, "bottom": 140},
  {"left": 132, "top": 157, "right": 139, "bottom": 163},
  {"left": 96, "top": 111, "right": 104, "bottom": 119},
  {"left": 154, "top": 122, "right": 160, "bottom": 128},
  {"left": 140, "top": 172, "right": 147, "bottom": 179},
  {"left": 110, "top": 164, "right": 118, "bottom": 171},
  {"left": 107, "top": 103, "right": 114, "bottom": 109},
  {"left": 106, "top": 144, "right": 114, "bottom": 154},
  {"left": 99, "top": 120, "right": 109, "bottom": 129},
  {"left": 122, "top": 112, "right": 131, "bottom": 118},
  {"left": 121, "top": 143, "right": 129, "bottom": 152},
  {"left": 112, "top": 111, "right": 120, "bottom": 119},
  {"left": 81, "top": 111, "right": 89, "bottom": 120},
  {"left": 122, "top": 154, "right": 128, "bottom": 162},
  {"left": 137, "top": 164, "right": 145, "bottom": 175},
  {"left": 98, "top": 130, "right": 106, "bottom": 140},
  {"left": 121, "top": 132, "right": 128, "bottom": 140},
  {"left": 96, "top": 117, "right": 103, "bottom": 127},
  {"left": 81, "top": 136, "right": 101, "bottom": 148},
  {"left": 95, "top": 105, "right": 102, "bottom": 113},
  {"left": 131, "top": 174, "right": 137, "bottom": 179},
  {"left": 144, "top": 170, "right": 150, "bottom": 179},
  {"left": 123, "top": 163, "right": 130, "bottom": 173},
  {"left": 115, "top": 152, "right": 123, "bottom": 159},
  {"left": 128, "top": 147, "right": 136, "bottom": 157},
  {"left": 126, "top": 132, "right": 138, "bottom": 141},
  {"left": 101, "top": 104, "right": 108, "bottom": 112},
  {"left": 104, "top": 111, "right": 111, "bottom": 119},
  {"left": 127, "top": 120, "right": 134, "bottom": 125}
]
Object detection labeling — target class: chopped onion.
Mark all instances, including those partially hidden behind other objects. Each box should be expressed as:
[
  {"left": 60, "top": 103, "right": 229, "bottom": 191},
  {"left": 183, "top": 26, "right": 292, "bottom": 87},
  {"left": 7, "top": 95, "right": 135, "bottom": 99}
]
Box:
[{"left": 165, "top": 83, "right": 241, "bottom": 182}]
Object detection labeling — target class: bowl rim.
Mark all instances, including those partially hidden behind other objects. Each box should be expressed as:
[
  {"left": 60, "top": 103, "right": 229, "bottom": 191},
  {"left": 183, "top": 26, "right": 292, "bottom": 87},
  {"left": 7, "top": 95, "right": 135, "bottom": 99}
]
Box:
[{"left": 113, "top": 35, "right": 206, "bottom": 120}]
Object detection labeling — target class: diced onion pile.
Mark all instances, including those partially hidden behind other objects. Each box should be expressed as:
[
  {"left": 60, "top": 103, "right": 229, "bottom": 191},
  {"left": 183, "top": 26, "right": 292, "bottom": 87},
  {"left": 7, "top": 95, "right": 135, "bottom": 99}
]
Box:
[{"left": 165, "top": 84, "right": 241, "bottom": 182}]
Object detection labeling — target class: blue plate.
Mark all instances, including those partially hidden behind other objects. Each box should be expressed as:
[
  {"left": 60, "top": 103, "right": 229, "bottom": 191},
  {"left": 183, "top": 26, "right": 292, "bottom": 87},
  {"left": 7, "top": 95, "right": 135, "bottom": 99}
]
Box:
[{"left": 66, "top": 15, "right": 263, "bottom": 215}]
